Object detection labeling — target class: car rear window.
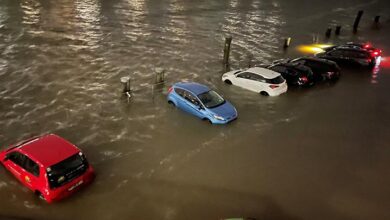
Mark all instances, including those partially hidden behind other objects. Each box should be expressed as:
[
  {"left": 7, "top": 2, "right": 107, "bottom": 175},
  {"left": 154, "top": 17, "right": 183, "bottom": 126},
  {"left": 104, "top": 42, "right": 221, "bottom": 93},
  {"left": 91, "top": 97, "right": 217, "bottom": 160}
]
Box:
[
  {"left": 266, "top": 76, "right": 285, "bottom": 84},
  {"left": 47, "top": 153, "right": 88, "bottom": 189}
]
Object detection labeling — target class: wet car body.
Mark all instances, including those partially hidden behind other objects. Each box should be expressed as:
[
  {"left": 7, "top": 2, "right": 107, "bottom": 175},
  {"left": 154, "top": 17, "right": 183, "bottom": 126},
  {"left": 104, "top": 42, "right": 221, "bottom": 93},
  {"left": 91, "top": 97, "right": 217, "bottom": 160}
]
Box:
[
  {"left": 318, "top": 43, "right": 381, "bottom": 69},
  {"left": 278, "top": 57, "right": 341, "bottom": 82},
  {"left": 167, "top": 82, "right": 237, "bottom": 124},
  {"left": 0, "top": 134, "right": 95, "bottom": 203},
  {"left": 222, "top": 67, "right": 288, "bottom": 96},
  {"left": 265, "top": 63, "right": 315, "bottom": 87}
]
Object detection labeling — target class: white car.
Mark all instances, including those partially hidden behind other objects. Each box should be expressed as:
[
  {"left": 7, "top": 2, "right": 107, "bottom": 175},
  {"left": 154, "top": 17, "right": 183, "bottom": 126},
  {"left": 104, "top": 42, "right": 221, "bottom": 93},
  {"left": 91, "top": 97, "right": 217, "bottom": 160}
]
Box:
[{"left": 222, "top": 67, "right": 288, "bottom": 96}]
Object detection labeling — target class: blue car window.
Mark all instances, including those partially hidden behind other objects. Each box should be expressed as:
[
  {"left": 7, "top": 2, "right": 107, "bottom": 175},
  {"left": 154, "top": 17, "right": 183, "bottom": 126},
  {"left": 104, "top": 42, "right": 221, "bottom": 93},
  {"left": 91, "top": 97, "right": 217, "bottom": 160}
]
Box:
[
  {"left": 174, "top": 88, "right": 185, "bottom": 98},
  {"left": 198, "top": 90, "right": 225, "bottom": 109},
  {"left": 183, "top": 91, "right": 200, "bottom": 106}
]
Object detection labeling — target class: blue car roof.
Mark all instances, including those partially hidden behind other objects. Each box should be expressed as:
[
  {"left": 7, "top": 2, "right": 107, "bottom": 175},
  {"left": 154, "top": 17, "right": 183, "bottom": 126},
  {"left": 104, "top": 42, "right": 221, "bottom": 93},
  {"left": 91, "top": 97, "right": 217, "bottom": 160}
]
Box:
[{"left": 173, "top": 82, "right": 210, "bottom": 95}]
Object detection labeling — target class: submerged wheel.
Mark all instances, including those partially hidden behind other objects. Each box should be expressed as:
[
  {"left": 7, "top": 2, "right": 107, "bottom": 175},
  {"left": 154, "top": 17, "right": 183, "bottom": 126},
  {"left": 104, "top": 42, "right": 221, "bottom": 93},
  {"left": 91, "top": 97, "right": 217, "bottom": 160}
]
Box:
[
  {"left": 260, "top": 91, "right": 269, "bottom": 96},
  {"left": 224, "top": 80, "right": 232, "bottom": 85},
  {"left": 168, "top": 100, "right": 176, "bottom": 107},
  {"left": 203, "top": 118, "right": 213, "bottom": 124}
]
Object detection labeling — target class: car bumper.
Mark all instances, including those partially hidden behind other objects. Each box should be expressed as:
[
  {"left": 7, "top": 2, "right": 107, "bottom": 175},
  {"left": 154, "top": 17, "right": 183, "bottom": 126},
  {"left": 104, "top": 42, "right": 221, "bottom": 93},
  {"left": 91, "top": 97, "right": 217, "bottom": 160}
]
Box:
[
  {"left": 46, "top": 166, "right": 95, "bottom": 203},
  {"left": 210, "top": 114, "right": 238, "bottom": 124},
  {"left": 268, "top": 85, "right": 288, "bottom": 96}
]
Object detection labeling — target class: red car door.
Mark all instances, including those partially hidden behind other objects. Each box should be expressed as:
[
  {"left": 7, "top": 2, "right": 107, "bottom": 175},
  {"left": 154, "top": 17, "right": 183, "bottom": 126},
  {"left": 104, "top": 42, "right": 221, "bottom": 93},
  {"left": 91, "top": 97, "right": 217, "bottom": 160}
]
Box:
[
  {"left": 3, "top": 151, "right": 41, "bottom": 191},
  {"left": 21, "top": 156, "right": 41, "bottom": 191},
  {"left": 3, "top": 151, "right": 28, "bottom": 187}
]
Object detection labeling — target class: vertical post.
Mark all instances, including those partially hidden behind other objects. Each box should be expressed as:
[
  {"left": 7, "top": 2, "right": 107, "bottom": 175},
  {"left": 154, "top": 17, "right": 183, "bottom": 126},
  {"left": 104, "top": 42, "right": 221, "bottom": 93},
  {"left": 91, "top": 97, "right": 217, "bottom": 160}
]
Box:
[
  {"left": 374, "top": 15, "right": 380, "bottom": 23},
  {"left": 120, "top": 76, "right": 131, "bottom": 93},
  {"left": 154, "top": 68, "right": 165, "bottom": 84},
  {"left": 223, "top": 36, "right": 232, "bottom": 68},
  {"left": 283, "top": 37, "right": 291, "bottom": 48},
  {"left": 335, "top": 25, "right": 341, "bottom": 35},
  {"left": 325, "top": 28, "right": 332, "bottom": 38},
  {"left": 312, "top": 34, "right": 319, "bottom": 44},
  {"left": 353, "top": 10, "right": 364, "bottom": 33}
]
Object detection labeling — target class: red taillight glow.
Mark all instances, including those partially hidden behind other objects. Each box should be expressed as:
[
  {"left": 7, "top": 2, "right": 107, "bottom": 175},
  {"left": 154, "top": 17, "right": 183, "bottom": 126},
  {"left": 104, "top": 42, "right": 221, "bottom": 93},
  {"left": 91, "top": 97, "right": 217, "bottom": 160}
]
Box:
[
  {"left": 269, "top": 85, "right": 279, "bottom": 89},
  {"left": 300, "top": 76, "right": 308, "bottom": 82},
  {"left": 364, "top": 44, "right": 371, "bottom": 49},
  {"left": 168, "top": 87, "right": 173, "bottom": 93}
]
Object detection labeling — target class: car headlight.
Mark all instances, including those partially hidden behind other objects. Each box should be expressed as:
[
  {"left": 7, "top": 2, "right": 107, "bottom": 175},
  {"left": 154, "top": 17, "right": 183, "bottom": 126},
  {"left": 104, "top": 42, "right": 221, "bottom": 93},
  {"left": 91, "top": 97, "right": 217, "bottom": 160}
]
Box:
[{"left": 213, "top": 115, "right": 225, "bottom": 121}]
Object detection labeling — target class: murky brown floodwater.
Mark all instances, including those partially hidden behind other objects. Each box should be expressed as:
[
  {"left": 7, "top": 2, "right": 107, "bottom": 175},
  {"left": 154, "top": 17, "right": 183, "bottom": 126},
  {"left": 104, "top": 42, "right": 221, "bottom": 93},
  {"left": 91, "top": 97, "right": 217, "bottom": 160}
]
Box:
[{"left": 1, "top": 0, "right": 390, "bottom": 219}]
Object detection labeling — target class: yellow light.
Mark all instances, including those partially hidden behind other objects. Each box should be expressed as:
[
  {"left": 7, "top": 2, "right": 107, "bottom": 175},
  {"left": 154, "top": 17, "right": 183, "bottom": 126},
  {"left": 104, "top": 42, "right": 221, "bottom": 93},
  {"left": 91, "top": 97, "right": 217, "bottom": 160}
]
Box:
[{"left": 296, "top": 44, "right": 334, "bottom": 55}]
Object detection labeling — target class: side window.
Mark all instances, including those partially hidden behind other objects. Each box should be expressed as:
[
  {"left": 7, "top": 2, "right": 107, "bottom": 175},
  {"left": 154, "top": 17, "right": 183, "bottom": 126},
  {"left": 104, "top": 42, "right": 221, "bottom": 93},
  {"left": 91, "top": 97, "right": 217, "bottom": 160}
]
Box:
[
  {"left": 237, "top": 72, "right": 250, "bottom": 79},
  {"left": 249, "top": 73, "right": 266, "bottom": 83},
  {"left": 184, "top": 91, "right": 200, "bottom": 106},
  {"left": 24, "top": 157, "right": 40, "bottom": 177},
  {"left": 355, "top": 51, "right": 369, "bottom": 58},
  {"left": 270, "top": 65, "right": 286, "bottom": 73},
  {"left": 329, "top": 50, "right": 343, "bottom": 56},
  {"left": 174, "top": 88, "right": 185, "bottom": 98},
  {"left": 293, "top": 60, "right": 306, "bottom": 65},
  {"left": 8, "top": 152, "right": 26, "bottom": 167}
]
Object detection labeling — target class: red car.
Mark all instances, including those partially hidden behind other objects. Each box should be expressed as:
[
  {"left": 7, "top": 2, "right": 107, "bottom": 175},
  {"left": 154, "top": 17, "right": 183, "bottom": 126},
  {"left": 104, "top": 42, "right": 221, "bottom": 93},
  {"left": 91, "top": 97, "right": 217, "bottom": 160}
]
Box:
[{"left": 0, "top": 134, "right": 95, "bottom": 203}]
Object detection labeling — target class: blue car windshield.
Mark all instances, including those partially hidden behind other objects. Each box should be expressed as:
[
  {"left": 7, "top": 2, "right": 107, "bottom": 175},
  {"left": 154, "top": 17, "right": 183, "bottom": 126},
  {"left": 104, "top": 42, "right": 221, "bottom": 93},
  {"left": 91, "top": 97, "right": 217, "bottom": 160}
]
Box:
[{"left": 197, "top": 90, "right": 225, "bottom": 108}]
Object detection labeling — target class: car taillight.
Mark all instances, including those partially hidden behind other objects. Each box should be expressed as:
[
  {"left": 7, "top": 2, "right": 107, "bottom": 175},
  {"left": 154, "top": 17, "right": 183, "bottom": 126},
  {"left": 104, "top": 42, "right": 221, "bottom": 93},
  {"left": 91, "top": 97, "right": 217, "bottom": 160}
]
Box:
[
  {"left": 269, "top": 85, "right": 279, "bottom": 89},
  {"left": 168, "top": 87, "right": 173, "bottom": 93},
  {"left": 364, "top": 44, "right": 371, "bottom": 49},
  {"left": 300, "top": 76, "right": 308, "bottom": 82}
]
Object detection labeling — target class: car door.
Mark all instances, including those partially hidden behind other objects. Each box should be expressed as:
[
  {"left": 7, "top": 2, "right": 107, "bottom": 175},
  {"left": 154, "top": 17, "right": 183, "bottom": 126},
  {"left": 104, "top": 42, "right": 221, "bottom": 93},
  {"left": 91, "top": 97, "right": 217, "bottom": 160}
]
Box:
[
  {"left": 234, "top": 72, "right": 260, "bottom": 92},
  {"left": 173, "top": 88, "right": 187, "bottom": 110},
  {"left": 249, "top": 73, "right": 268, "bottom": 92},
  {"left": 21, "top": 156, "right": 41, "bottom": 191},
  {"left": 181, "top": 91, "right": 204, "bottom": 118},
  {"left": 3, "top": 151, "right": 29, "bottom": 187}
]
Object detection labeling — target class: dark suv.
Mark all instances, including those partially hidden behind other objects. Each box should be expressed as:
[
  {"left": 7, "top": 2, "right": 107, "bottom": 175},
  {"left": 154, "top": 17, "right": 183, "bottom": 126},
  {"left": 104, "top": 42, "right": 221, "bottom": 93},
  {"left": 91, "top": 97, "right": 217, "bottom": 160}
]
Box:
[
  {"left": 264, "top": 63, "right": 315, "bottom": 87},
  {"left": 316, "top": 46, "right": 379, "bottom": 69},
  {"left": 275, "top": 57, "right": 340, "bottom": 82}
]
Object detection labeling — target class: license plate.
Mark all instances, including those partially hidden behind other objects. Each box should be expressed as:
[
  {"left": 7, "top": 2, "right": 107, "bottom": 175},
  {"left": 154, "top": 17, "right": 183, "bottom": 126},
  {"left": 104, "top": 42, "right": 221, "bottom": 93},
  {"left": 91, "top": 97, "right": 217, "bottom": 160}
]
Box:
[{"left": 68, "top": 180, "right": 83, "bottom": 191}]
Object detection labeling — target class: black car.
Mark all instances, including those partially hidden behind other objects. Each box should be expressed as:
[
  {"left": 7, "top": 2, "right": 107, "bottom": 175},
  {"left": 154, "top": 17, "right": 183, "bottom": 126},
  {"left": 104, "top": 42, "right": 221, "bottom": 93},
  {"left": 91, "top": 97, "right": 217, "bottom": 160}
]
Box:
[
  {"left": 317, "top": 46, "right": 379, "bottom": 69},
  {"left": 325, "top": 42, "right": 382, "bottom": 58},
  {"left": 275, "top": 57, "right": 341, "bottom": 82},
  {"left": 265, "top": 63, "right": 315, "bottom": 87}
]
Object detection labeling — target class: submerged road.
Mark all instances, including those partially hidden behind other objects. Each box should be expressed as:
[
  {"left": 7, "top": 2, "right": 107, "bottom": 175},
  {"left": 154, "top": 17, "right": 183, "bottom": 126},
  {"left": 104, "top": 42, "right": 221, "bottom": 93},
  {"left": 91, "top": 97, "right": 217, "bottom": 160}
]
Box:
[{"left": 0, "top": 0, "right": 390, "bottom": 219}]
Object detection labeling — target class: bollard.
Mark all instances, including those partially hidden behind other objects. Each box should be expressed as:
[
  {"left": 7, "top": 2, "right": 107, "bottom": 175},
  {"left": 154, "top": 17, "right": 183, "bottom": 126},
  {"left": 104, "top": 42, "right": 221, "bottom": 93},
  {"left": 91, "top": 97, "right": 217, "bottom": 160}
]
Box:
[
  {"left": 374, "top": 15, "right": 380, "bottom": 23},
  {"left": 283, "top": 37, "right": 291, "bottom": 48},
  {"left": 335, "top": 25, "right": 342, "bottom": 35},
  {"left": 223, "top": 36, "right": 232, "bottom": 66},
  {"left": 312, "top": 34, "right": 320, "bottom": 43},
  {"left": 353, "top": 10, "right": 364, "bottom": 33},
  {"left": 120, "top": 76, "right": 131, "bottom": 93},
  {"left": 154, "top": 68, "right": 165, "bottom": 84},
  {"left": 325, "top": 28, "right": 332, "bottom": 38}
]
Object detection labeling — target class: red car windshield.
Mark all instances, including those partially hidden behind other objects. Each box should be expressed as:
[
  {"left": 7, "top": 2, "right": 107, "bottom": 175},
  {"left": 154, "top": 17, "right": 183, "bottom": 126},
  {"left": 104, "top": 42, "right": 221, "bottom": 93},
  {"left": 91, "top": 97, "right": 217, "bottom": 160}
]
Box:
[{"left": 47, "top": 153, "right": 88, "bottom": 189}]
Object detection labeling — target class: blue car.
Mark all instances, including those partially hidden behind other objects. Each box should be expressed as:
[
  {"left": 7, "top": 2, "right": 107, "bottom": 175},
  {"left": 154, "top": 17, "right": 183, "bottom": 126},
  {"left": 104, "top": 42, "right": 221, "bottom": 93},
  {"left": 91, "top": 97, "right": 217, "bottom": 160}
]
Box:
[{"left": 167, "top": 82, "right": 238, "bottom": 124}]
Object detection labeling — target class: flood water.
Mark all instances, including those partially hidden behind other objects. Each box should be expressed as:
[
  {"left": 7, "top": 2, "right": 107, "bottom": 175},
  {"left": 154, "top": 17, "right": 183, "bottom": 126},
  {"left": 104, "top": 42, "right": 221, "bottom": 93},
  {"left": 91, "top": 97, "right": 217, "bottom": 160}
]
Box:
[{"left": 1, "top": 0, "right": 390, "bottom": 219}]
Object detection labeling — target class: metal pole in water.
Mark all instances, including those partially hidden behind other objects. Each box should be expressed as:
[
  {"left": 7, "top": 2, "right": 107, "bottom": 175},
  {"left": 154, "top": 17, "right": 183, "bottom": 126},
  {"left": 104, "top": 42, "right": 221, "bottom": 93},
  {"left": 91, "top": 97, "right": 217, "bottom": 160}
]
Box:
[
  {"left": 223, "top": 36, "right": 232, "bottom": 68},
  {"left": 374, "top": 15, "right": 380, "bottom": 24},
  {"left": 335, "top": 25, "right": 341, "bottom": 35},
  {"left": 353, "top": 10, "right": 364, "bottom": 33},
  {"left": 154, "top": 68, "right": 165, "bottom": 84},
  {"left": 325, "top": 28, "right": 332, "bottom": 38},
  {"left": 283, "top": 37, "right": 291, "bottom": 48},
  {"left": 120, "top": 76, "right": 131, "bottom": 93}
]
